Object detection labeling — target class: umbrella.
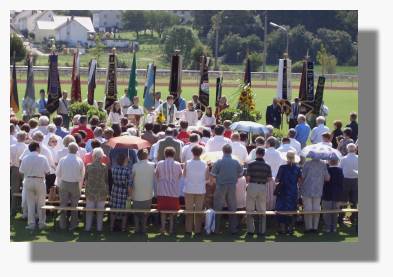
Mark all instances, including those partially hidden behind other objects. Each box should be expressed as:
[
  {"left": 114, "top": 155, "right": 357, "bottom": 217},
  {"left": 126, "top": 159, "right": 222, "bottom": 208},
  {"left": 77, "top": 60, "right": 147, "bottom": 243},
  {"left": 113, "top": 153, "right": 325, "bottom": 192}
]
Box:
[
  {"left": 107, "top": 135, "right": 151, "bottom": 150},
  {"left": 301, "top": 143, "right": 342, "bottom": 160},
  {"left": 230, "top": 121, "right": 268, "bottom": 135},
  {"left": 201, "top": 151, "right": 242, "bottom": 164}
]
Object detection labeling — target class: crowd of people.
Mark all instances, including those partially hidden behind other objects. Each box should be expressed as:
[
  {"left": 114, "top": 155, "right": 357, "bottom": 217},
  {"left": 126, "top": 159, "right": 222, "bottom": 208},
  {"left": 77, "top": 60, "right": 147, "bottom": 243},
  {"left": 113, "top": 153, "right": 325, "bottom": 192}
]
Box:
[{"left": 10, "top": 89, "right": 359, "bottom": 237}]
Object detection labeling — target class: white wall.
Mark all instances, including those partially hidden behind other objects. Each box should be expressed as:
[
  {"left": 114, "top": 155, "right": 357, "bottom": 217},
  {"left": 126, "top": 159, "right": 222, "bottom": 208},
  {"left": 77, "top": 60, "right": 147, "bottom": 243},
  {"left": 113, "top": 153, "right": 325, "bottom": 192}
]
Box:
[{"left": 56, "top": 20, "right": 89, "bottom": 46}]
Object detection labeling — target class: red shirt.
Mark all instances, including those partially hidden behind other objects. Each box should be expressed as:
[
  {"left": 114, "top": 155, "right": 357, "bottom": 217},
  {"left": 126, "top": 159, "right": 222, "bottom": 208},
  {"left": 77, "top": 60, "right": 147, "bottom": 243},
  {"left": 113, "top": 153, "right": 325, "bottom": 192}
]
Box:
[
  {"left": 71, "top": 125, "right": 94, "bottom": 142},
  {"left": 177, "top": 130, "right": 190, "bottom": 144},
  {"left": 223, "top": 129, "right": 233, "bottom": 139},
  {"left": 83, "top": 152, "right": 110, "bottom": 166}
]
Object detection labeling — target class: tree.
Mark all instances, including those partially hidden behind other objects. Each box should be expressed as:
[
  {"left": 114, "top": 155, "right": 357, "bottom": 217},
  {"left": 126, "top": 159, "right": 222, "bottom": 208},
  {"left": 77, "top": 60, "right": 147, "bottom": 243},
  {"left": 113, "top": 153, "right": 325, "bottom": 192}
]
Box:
[
  {"left": 148, "top": 11, "right": 180, "bottom": 38},
  {"left": 242, "top": 35, "right": 264, "bottom": 55},
  {"left": 247, "top": 52, "right": 264, "bottom": 72},
  {"left": 10, "top": 33, "right": 26, "bottom": 62},
  {"left": 287, "top": 25, "right": 315, "bottom": 62},
  {"left": 266, "top": 29, "right": 287, "bottom": 64},
  {"left": 317, "top": 44, "right": 337, "bottom": 74},
  {"left": 192, "top": 11, "right": 218, "bottom": 39},
  {"left": 122, "top": 11, "right": 146, "bottom": 39},
  {"left": 161, "top": 25, "right": 201, "bottom": 67},
  {"left": 89, "top": 35, "right": 105, "bottom": 67},
  {"left": 220, "top": 33, "right": 244, "bottom": 63},
  {"left": 189, "top": 43, "right": 213, "bottom": 70},
  {"left": 317, "top": 28, "right": 354, "bottom": 65}
]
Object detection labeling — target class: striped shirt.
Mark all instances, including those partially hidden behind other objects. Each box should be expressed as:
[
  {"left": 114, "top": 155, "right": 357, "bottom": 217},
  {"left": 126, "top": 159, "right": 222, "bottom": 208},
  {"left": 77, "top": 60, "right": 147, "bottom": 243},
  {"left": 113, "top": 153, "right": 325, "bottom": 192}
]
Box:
[
  {"left": 246, "top": 158, "right": 272, "bottom": 184},
  {"left": 155, "top": 158, "right": 182, "bottom": 197}
]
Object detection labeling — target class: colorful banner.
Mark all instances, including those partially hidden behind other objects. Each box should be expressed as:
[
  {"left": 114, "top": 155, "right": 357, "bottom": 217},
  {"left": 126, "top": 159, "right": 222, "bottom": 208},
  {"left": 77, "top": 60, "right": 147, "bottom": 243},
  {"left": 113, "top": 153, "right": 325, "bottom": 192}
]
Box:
[
  {"left": 199, "top": 55, "right": 210, "bottom": 110},
  {"left": 104, "top": 51, "right": 118, "bottom": 110},
  {"left": 169, "top": 52, "right": 182, "bottom": 108},
  {"left": 143, "top": 63, "right": 156, "bottom": 111},
  {"left": 127, "top": 51, "right": 137, "bottom": 102},
  {"left": 71, "top": 50, "right": 81, "bottom": 102},
  {"left": 313, "top": 76, "right": 326, "bottom": 114},
  {"left": 87, "top": 59, "right": 97, "bottom": 105},
  {"left": 215, "top": 75, "right": 223, "bottom": 107},
  {"left": 46, "top": 53, "right": 62, "bottom": 114},
  {"left": 306, "top": 61, "right": 315, "bottom": 101},
  {"left": 22, "top": 55, "right": 36, "bottom": 116},
  {"left": 10, "top": 54, "right": 19, "bottom": 113},
  {"left": 244, "top": 58, "right": 251, "bottom": 86}
]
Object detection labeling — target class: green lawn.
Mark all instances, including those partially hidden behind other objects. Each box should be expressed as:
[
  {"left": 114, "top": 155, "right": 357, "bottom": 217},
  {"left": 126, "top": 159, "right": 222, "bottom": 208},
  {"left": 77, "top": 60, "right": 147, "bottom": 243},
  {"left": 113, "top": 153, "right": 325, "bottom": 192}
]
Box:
[{"left": 10, "top": 213, "right": 358, "bottom": 242}]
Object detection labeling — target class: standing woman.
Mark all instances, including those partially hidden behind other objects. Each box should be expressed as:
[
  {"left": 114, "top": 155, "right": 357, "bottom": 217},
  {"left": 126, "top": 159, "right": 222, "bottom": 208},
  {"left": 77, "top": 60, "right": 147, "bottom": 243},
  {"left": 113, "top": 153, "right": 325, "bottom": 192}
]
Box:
[
  {"left": 275, "top": 151, "right": 302, "bottom": 234},
  {"left": 215, "top": 96, "right": 229, "bottom": 124},
  {"left": 200, "top": 106, "right": 216, "bottom": 128},
  {"left": 183, "top": 145, "right": 209, "bottom": 236},
  {"left": 155, "top": 147, "right": 183, "bottom": 234},
  {"left": 85, "top": 148, "right": 109, "bottom": 232},
  {"left": 109, "top": 153, "right": 132, "bottom": 232},
  {"left": 107, "top": 101, "right": 123, "bottom": 126},
  {"left": 331, "top": 120, "right": 343, "bottom": 149}
]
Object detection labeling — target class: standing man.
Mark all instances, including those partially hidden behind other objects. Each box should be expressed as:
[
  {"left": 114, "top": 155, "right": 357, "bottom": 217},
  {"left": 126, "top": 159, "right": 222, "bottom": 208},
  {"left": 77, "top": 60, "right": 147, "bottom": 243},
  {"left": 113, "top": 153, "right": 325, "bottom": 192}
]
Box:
[
  {"left": 19, "top": 142, "right": 50, "bottom": 230},
  {"left": 57, "top": 91, "right": 70, "bottom": 130},
  {"left": 56, "top": 142, "right": 85, "bottom": 231},
  {"left": 210, "top": 144, "right": 243, "bottom": 234},
  {"left": 155, "top": 95, "right": 178, "bottom": 125},
  {"left": 295, "top": 114, "right": 311, "bottom": 148},
  {"left": 346, "top": 112, "right": 358, "bottom": 142},
  {"left": 37, "top": 89, "right": 49, "bottom": 117},
  {"left": 310, "top": 116, "right": 330, "bottom": 144},
  {"left": 119, "top": 88, "right": 132, "bottom": 115},
  {"left": 127, "top": 96, "right": 144, "bottom": 127},
  {"left": 289, "top": 98, "right": 300, "bottom": 129},
  {"left": 153, "top": 91, "right": 163, "bottom": 110},
  {"left": 245, "top": 147, "right": 272, "bottom": 236},
  {"left": 266, "top": 98, "right": 282, "bottom": 129}
]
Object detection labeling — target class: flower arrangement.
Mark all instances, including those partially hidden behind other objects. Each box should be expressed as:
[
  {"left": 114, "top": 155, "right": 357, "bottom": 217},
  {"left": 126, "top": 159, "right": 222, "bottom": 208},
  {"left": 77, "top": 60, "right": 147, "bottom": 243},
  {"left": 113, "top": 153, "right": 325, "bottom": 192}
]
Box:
[
  {"left": 69, "top": 102, "right": 107, "bottom": 122},
  {"left": 237, "top": 84, "right": 256, "bottom": 111}
]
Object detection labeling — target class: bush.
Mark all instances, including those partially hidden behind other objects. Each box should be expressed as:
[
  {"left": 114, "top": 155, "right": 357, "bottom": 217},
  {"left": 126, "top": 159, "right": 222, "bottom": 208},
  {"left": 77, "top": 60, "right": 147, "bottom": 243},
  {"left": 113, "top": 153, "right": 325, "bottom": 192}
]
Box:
[
  {"left": 189, "top": 43, "right": 213, "bottom": 70},
  {"left": 220, "top": 107, "right": 262, "bottom": 123},
  {"left": 247, "top": 52, "right": 263, "bottom": 72},
  {"left": 272, "top": 128, "right": 285, "bottom": 140},
  {"left": 10, "top": 33, "right": 26, "bottom": 62},
  {"left": 291, "top": 61, "right": 304, "bottom": 73},
  {"left": 69, "top": 102, "right": 107, "bottom": 122}
]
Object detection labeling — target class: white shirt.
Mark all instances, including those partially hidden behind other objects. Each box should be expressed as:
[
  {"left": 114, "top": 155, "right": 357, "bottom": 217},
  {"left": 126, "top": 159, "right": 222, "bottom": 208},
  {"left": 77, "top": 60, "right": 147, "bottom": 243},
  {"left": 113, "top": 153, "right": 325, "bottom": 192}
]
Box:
[
  {"left": 231, "top": 141, "right": 248, "bottom": 163},
  {"left": 181, "top": 142, "right": 205, "bottom": 162},
  {"left": 107, "top": 111, "right": 123, "bottom": 125},
  {"left": 43, "top": 132, "right": 63, "bottom": 151},
  {"left": 19, "top": 151, "right": 50, "bottom": 178},
  {"left": 205, "top": 135, "right": 231, "bottom": 152},
  {"left": 200, "top": 114, "right": 216, "bottom": 127},
  {"left": 56, "top": 147, "right": 86, "bottom": 164},
  {"left": 155, "top": 102, "right": 178, "bottom": 124},
  {"left": 264, "top": 147, "right": 285, "bottom": 178},
  {"left": 119, "top": 95, "right": 132, "bottom": 115},
  {"left": 236, "top": 176, "right": 247, "bottom": 209},
  {"left": 149, "top": 141, "right": 159, "bottom": 162},
  {"left": 289, "top": 138, "right": 302, "bottom": 154},
  {"left": 177, "top": 110, "right": 198, "bottom": 126},
  {"left": 127, "top": 105, "right": 144, "bottom": 116},
  {"left": 339, "top": 152, "right": 358, "bottom": 179},
  {"left": 10, "top": 142, "right": 27, "bottom": 167},
  {"left": 183, "top": 159, "right": 207, "bottom": 194},
  {"left": 131, "top": 160, "right": 155, "bottom": 201},
  {"left": 21, "top": 143, "right": 56, "bottom": 174},
  {"left": 56, "top": 153, "right": 85, "bottom": 183},
  {"left": 10, "top": 135, "right": 17, "bottom": 146},
  {"left": 31, "top": 126, "right": 49, "bottom": 136},
  {"left": 310, "top": 124, "right": 330, "bottom": 144},
  {"left": 277, "top": 143, "right": 297, "bottom": 154}
]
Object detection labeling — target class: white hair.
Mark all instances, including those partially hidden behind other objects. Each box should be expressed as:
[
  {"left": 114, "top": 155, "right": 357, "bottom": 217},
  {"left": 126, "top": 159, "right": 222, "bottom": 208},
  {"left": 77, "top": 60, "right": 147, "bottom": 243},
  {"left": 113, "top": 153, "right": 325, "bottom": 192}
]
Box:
[
  {"left": 127, "top": 128, "right": 138, "bottom": 136},
  {"left": 347, "top": 143, "right": 357, "bottom": 153},
  {"left": 47, "top": 124, "right": 56, "bottom": 133},
  {"left": 92, "top": 148, "right": 104, "bottom": 162},
  {"left": 63, "top": 135, "right": 76, "bottom": 147},
  {"left": 316, "top": 116, "right": 326, "bottom": 124},
  {"left": 38, "top": 116, "right": 49, "bottom": 126},
  {"left": 68, "top": 142, "right": 79, "bottom": 154},
  {"left": 297, "top": 114, "right": 306, "bottom": 122},
  {"left": 32, "top": 131, "right": 44, "bottom": 142}
]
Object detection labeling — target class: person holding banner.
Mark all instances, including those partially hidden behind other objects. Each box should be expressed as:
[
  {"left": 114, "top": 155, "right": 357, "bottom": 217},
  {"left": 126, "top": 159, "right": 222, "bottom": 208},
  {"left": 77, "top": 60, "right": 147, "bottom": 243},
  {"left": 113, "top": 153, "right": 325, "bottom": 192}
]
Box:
[
  {"left": 37, "top": 89, "right": 49, "bottom": 117},
  {"left": 119, "top": 89, "right": 132, "bottom": 116},
  {"left": 57, "top": 91, "right": 70, "bottom": 129},
  {"left": 288, "top": 98, "right": 300, "bottom": 129},
  {"left": 127, "top": 96, "right": 144, "bottom": 127}
]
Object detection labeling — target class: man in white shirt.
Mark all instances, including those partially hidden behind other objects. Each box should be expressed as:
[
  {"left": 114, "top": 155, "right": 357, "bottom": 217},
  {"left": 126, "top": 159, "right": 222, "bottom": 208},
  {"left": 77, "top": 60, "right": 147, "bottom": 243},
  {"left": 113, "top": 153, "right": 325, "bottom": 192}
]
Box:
[
  {"left": 205, "top": 125, "right": 231, "bottom": 152},
  {"left": 19, "top": 142, "right": 50, "bottom": 230},
  {"left": 277, "top": 137, "right": 297, "bottom": 154},
  {"left": 56, "top": 142, "right": 85, "bottom": 230},
  {"left": 149, "top": 132, "right": 165, "bottom": 162},
  {"left": 310, "top": 116, "right": 330, "bottom": 144},
  {"left": 247, "top": 136, "right": 265, "bottom": 162},
  {"left": 287, "top": 128, "right": 301, "bottom": 154},
  {"left": 127, "top": 96, "right": 144, "bottom": 126},
  {"left": 230, "top": 133, "right": 248, "bottom": 164},
  {"left": 56, "top": 135, "right": 86, "bottom": 164},
  {"left": 181, "top": 133, "right": 205, "bottom": 162},
  {"left": 10, "top": 124, "right": 17, "bottom": 145},
  {"left": 57, "top": 91, "right": 71, "bottom": 129},
  {"left": 155, "top": 95, "right": 177, "bottom": 124},
  {"left": 10, "top": 131, "right": 28, "bottom": 215},
  {"left": 339, "top": 143, "right": 358, "bottom": 223},
  {"left": 153, "top": 91, "right": 163, "bottom": 110},
  {"left": 32, "top": 116, "right": 50, "bottom": 136},
  {"left": 43, "top": 124, "right": 63, "bottom": 151},
  {"left": 119, "top": 89, "right": 132, "bottom": 115}
]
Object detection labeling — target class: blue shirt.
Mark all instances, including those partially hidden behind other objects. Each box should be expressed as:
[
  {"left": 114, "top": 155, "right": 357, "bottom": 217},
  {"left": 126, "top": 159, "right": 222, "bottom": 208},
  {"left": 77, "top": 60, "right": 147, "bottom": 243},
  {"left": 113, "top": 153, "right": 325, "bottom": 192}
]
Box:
[
  {"left": 211, "top": 154, "right": 243, "bottom": 186},
  {"left": 295, "top": 122, "right": 311, "bottom": 145},
  {"left": 37, "top": 99, "right": 47, "bottom": 114},
  {"left": 178, "top": 97, "right": 186, "bottom": 111},
  {"left": 55, "top": 126, "right": 69, "bottom": 139}
]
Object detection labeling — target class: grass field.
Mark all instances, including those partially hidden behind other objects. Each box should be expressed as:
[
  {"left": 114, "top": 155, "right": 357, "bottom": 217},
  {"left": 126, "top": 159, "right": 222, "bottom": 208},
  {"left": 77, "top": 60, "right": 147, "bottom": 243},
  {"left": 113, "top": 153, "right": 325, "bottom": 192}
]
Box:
[
  {"left": 15, "top": 81, "right": 358, "bottom": 132},
  {"left": 10, "top": 213, "right": 358, "bottom": 242}
]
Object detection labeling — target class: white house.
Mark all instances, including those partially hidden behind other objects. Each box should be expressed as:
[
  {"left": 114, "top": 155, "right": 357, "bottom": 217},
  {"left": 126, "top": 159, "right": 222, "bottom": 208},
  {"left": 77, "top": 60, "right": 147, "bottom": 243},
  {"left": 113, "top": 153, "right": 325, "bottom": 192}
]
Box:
[
  {"left": 92, "top": 11, "right": 122, "bottom": 31},
  {"left": 12, "top": 10, "right": 54, "bottom": 34},
  {"left": 34, "top": 15, "right": 95, "bottom": 46}
]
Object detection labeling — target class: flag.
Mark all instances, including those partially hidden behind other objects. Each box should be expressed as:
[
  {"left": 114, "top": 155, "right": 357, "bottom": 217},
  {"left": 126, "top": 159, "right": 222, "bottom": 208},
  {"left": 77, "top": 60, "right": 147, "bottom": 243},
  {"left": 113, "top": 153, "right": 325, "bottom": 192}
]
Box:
[
  {"left": 71, "top": 50, "right": 81, "bottom": 102},
  {"left": 143, "top": 63, "right": 156, "bottom": 111},
  {"left": 46, "top": 53, "right": 62, "bottom": 114},
  {"left": 314, "top": 76, "right": 326, "bottom": 114},
  {"left": 215, "top": 75, "right": 223, "bottom": 107},
  {"left": 298, "top": 61, "right": 307, "bottom": 101},
  {"left": 104, "top": 50, "right": 118, "bottom": 110},
  {"left": 169, "top": 51, "right": 182, "bottom": 108},
  {"left": 127, "top": 51, "right": 137, "bottom": 102},
  {"left": 244, "top": 58, "right": 251, "bottom": 86},
  {"left": 199, "top": 55, "right": 210, "bottom": 110},
  {"left": 10, "top": 53, "right": 19, "bottom": 113},
  {"left": 22, "top": 54, "right": 36, "bottom": 116},
  {"left": 276, "top": 57, "right": 292, "bottom": 100},
  {"left": 87, "top": 59, "right": 97, "bottom": 105}
]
